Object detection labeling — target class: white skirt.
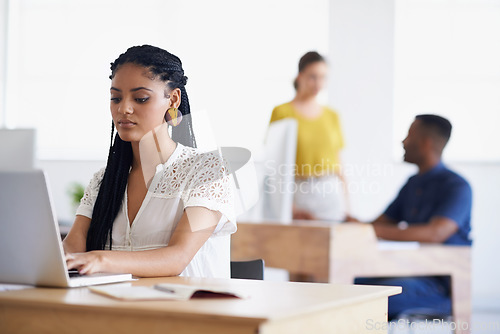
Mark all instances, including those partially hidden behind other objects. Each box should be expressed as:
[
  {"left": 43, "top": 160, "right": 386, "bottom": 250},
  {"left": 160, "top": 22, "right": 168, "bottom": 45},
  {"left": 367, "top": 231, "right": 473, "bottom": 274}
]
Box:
[{"left": 293, "top": 174, "right": 345, "bottom": 222}]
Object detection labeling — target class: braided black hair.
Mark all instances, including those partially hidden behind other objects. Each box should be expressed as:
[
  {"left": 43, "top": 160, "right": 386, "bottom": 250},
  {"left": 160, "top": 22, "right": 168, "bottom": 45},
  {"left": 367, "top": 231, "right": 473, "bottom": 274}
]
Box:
[{"left": 86, "top": 45, "right": 196, "bottom": 251}]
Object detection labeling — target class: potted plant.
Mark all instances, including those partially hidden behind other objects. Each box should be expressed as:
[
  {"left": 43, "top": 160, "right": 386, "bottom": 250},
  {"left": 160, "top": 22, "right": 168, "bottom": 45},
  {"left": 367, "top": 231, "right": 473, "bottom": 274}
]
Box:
[{"left": 67, "top": 182, "right": 85, "bottom": 215}]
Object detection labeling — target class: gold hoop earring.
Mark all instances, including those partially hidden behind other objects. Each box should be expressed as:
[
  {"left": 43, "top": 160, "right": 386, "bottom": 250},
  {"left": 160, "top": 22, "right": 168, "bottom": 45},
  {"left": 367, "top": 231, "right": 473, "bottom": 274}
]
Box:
[{"left": 165, "top": 107, "right": 183, "bottom": 126}]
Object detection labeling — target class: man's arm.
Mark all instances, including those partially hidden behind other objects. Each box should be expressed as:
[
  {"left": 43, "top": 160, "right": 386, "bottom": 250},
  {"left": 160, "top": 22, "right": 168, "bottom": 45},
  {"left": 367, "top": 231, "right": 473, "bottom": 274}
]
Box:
[
  {"left": 371, "top": 213, "right": 398, "bottom": 226},
  {"left": 374, "top": 178, "right": 471, "bottom": 243},
  {"left": 372, "top": 216, "right": 459, "bottom": 243}
]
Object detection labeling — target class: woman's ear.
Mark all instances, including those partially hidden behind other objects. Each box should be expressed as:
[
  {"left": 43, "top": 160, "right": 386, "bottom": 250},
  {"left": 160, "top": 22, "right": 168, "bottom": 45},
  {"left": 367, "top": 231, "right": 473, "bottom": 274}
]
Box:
[
  {"left": 169, "top": 88, "right": 182, "bottom": 108},
  {"left": 295, "top": 73, "right": 303, "bottom": 90}
]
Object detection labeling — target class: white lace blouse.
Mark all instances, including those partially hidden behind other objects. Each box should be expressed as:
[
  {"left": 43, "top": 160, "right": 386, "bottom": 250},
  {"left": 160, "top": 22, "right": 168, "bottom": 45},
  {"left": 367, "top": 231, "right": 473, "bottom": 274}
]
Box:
[{"left": 75, "top": 143, "right": 237, "bottom": 278}]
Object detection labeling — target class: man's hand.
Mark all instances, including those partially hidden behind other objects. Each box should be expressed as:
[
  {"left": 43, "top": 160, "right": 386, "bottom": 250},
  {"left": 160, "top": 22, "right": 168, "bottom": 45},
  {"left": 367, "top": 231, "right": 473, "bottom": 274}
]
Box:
[
  {"left": 372, "top": 216, "right": 459, "bottom": 243},
  {"left": 293, "top": 208, "right": 316, "bottom": 220},
  {"left": 344, "top": 214, "right": 361, "bottom": 223}
]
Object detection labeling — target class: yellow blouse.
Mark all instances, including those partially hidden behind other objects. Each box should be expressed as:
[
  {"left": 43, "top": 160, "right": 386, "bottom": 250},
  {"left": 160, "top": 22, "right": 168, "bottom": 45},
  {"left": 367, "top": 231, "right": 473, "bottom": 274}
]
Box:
[{"left": 270, "top": 102, "right": 344, "bottom": 177}]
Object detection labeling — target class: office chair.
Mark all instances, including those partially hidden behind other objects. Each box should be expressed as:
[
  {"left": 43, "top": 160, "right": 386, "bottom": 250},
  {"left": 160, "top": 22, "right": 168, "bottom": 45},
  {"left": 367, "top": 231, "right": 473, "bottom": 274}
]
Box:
[{"left": 230, "top": 259, "right": 265, "bottom": 280}]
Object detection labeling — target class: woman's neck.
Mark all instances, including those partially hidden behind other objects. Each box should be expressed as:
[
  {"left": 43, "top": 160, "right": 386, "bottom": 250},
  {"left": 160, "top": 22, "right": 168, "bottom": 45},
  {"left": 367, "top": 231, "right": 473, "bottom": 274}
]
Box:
[
  {"left": 292, "top": 92, "right": 322, "bottom": 118},
  {"left": 130, "top": 124, "right": 177, "bottom": 170},
  {"left": 293, "top": 90, "right": 317, "bottom": 104}
]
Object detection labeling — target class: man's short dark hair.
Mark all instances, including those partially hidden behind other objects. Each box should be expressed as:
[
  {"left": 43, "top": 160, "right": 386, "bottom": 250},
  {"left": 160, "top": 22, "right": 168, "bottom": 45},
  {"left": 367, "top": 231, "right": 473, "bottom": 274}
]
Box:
[{"left": 415, "top": 114, "right": 452, "bottom": 144}]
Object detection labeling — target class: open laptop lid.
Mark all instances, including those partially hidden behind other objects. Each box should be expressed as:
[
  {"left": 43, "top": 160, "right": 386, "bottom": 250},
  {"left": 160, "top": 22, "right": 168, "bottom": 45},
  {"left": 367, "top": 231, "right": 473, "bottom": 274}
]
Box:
[{"left": 0, "top": 170, "right": 70, "bottom": 287}]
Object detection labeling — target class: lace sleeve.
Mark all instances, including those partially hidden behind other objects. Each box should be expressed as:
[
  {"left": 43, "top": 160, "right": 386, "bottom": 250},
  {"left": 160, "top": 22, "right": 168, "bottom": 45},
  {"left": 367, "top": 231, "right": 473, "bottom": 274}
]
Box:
[
  {"left": 182, "top": 152, "right": 236, "bottom": 237},
  {"left": 75, "top": 167, "right": 105, "bottom": 219}
]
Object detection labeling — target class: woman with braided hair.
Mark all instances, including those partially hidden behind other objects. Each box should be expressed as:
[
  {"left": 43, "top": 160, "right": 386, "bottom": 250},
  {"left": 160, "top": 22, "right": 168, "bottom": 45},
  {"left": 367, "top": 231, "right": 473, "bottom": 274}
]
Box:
[{"left": 63, "top": 45, "right": 236, "bottom": 278}]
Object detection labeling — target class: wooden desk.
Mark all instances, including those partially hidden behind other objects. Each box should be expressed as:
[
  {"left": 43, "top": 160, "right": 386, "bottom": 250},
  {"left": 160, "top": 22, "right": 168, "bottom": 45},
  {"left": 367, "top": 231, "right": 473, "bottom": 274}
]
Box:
[
  {"left": 231, "top": 221, "right": 471, "bottom": 333},
  {"left": 0, "top": 276, "right": 400, "bottom": 334}
]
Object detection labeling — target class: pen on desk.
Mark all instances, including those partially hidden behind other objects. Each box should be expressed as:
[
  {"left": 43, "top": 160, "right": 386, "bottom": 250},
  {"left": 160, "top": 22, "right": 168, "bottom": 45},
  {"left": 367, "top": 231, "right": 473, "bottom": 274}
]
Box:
[{"left": 153, "top": 285, "right": 176, "bottom": 294}]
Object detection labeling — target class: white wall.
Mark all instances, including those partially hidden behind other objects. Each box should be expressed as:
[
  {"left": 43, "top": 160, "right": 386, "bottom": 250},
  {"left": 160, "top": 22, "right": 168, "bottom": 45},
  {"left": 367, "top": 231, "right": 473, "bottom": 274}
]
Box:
[
  {"left": 0, "top": 0, "right": 7, "bottom": 126},
  {"left": 329, "top": 0, "right": 398, "bottom": 218},
  {"left": 330, "top": 0, "right": 500, "bottom": 311},
  {"left": 6, "top": 0, "right": 329, "bottom": 159}
]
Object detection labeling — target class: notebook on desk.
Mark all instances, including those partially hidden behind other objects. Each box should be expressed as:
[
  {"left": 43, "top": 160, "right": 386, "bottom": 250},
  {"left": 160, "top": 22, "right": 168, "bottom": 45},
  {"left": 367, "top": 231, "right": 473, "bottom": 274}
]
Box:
[
  {"left": 89, "top": 282, "right": 249, "bottom": 301},
  {"left": 0, "top": 170, "right": 132, "bottom": 288}
]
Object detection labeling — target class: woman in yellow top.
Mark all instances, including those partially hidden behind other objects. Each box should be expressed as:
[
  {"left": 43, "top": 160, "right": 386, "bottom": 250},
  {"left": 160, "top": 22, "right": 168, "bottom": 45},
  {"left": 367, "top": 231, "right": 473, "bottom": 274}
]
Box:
[{"left": 270, "top": 51, "right": 348, "bottom": 222}]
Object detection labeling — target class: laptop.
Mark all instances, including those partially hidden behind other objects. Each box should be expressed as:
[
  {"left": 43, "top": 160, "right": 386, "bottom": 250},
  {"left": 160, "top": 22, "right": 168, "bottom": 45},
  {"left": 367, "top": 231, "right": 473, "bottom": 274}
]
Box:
[{"left": 0, "top": 170, "right": 132, "bottom": 287}]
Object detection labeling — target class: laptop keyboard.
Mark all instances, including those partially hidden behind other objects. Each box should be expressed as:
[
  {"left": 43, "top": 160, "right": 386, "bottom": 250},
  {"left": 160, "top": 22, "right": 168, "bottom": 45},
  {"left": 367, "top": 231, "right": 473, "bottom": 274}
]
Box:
[{"left": 68, "top": 269, "right": 84, "bottom": 278}]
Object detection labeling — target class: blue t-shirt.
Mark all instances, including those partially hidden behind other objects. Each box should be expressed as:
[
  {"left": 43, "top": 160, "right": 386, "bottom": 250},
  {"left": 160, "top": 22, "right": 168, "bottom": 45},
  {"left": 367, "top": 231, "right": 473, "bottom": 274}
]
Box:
[{"left": 384, "top": 162, "right": 472, "bottom": 245}]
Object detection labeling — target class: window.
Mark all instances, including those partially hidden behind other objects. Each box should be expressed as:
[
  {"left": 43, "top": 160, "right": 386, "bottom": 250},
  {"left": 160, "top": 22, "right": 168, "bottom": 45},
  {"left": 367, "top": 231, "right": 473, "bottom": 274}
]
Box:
[{"left": 394, "top": 0, "right": 500, "bottom": 162}]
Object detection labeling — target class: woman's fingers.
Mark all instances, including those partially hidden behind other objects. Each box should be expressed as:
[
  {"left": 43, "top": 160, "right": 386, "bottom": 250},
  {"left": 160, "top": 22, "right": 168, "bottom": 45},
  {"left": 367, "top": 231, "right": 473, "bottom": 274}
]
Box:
[
  {"left": 79, "top": 263, "right": 90, "bottom": 275},
  {"left": 66, "top": 252, "right": 101, "bottom": 274},
  {"left": 66, "top": 258, "right": 81, "bottom": 271},
  {"left": 79, "top": 261, "right": 96, "bottom": 275},
  {"left": 79, "top": 257, "right": 93, "bottom": 275},
  {"left": 66, "top": 253, "right": 87, "bottom": 271}
]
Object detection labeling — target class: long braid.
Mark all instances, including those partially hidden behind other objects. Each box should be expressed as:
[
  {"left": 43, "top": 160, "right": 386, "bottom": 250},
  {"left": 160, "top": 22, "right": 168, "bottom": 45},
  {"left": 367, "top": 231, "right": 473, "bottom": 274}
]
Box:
[
  {"left": 107, "top": 122, "right": 117, "bottom": 249},
  {"left": 86, "top": 132, "right": 132, "bottom": 251},
  {"left": 86, "top": 45, "right": 195, "bottom": 251}
]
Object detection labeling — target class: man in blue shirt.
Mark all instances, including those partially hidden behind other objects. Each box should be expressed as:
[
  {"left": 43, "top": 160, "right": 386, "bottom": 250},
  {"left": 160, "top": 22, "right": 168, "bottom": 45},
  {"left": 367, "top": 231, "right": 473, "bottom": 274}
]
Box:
[{"left": 355, "top": 114, "right": 472, "bottom": 319}]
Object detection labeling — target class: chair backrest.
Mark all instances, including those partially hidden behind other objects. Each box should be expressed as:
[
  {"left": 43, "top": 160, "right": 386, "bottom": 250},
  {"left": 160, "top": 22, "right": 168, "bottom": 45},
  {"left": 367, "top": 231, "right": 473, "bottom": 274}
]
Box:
[
  {"left": 230, "top": 259, "right": 264, "bottom": 280},
  {"left": 219, "top": 147, "right": 259, "bottom": 218}
]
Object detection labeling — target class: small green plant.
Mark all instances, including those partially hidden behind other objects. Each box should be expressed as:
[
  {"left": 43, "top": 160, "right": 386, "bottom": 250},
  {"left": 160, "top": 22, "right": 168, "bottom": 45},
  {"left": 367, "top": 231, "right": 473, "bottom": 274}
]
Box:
[{"left": 67, "top": 182, "right": 85, "bottom": 209}]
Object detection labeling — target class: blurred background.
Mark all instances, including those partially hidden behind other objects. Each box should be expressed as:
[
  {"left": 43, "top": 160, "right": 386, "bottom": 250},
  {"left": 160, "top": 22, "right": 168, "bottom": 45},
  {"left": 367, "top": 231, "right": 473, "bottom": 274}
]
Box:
[{"left": 0, "top": 0, "right": 498, "bottom": 319}]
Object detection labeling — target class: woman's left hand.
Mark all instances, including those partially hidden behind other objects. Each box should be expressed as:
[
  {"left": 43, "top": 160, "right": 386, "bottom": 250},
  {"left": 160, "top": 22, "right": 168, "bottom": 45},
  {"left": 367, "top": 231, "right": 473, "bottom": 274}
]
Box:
[{"left": 65, "top": 251, "right": 106, "bottom": 275}]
